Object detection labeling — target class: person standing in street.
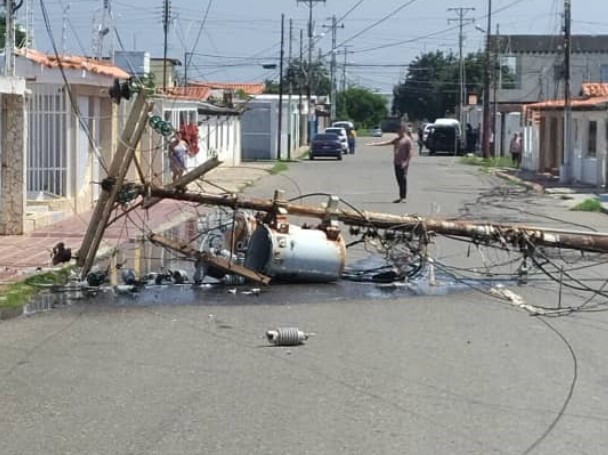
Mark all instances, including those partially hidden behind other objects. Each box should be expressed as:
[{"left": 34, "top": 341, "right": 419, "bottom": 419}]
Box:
[
  {"left": 369, "top": 123, "right": 412, "bottom": 203},
  {"left": 509, "top": 132, "right": 523, "bottom": 168}
]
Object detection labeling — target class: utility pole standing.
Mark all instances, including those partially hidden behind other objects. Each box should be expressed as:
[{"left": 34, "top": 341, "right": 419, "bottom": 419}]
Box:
[
  {"left": 162, "top": 0, "right": 171, "bottom": 92},
  {"left": 562, "top": 0, "right": 573, "bottom": 183},
  {"left": 287, "top": 19, "right": 294, "bottom": 160},
  {"left": 341, "top": 46, "right": 353, "bottom": 92},
  {"left": 297, "top": 0, "right": 326, "bottom": 143},
  {"left": 481, "top": 0, "right": 493, "bottom": 158},
  {"left": 492, "top": 23, "right": 501, "bottom": 156},
  {"left": 447, "top": 7, "right": 475, "bottom": 128},
  {"left": 278, "top": 14, "right": 285, "bottom": 161},
  {"left": 323, "top": 15, "right": 344, "bottom": 122},
  {"left": 298, "top": 28, "right": 304, "bottom": 146},
  {"left": 5, "top": 0, "right": 15, "bottom": 76}
]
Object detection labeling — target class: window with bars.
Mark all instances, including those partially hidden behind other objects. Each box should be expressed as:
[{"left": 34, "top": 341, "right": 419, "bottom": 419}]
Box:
[{"left": 28, "top": 86, "right": 69, "bottom": 197}]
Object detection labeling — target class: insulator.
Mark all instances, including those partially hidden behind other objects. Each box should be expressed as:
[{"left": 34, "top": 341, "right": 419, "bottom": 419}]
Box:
[{"left": 266, "top": 327, "right": 309, "bottom": 346}]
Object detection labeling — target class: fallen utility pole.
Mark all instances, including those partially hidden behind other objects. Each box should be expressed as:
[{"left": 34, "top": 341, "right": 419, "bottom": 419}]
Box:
[
  {"left": 148, "top": 233, "right": 271, "bottom": 285},
  {"left": 78, "top": 90, "right": 153, "bottom": 279},
  {"left": 144, "top": 187, "right": 608, "bottom": 254},
  {"left": 106, "top": 156, "right": 223, "bottom": 228}
]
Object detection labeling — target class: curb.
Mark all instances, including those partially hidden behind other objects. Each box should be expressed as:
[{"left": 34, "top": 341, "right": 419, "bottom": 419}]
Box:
[{"left": 492, "top": 170, "right": 545, "bottom": 194}]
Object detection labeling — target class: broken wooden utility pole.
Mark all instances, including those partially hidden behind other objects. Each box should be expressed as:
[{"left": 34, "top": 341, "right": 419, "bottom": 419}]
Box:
[
  {"left": 142, "top": 187, "right": 608, "bottom": 254},
  {"left": 77, "top": 89, "right": 153, "bottom": 279},
  {"left": 106, "top": 155, "right": 223, "bottom": 228},
  {"left": 147, "top": 233, "right": 271, "bottom": 285}
]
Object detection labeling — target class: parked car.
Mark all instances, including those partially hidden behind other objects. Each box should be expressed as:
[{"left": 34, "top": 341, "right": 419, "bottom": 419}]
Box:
[
  {"left": 427, "top": 120, "right": 463, "bottom": 155},
  {"left": 332, "top": 120, "right": 354, "bottom": 131},
  {"left": 310, "top": 133, "right": 343, "bottom": 160},
  {"left": 324, "top": 127, "right": 349, "bottom": 154},
  {"left": 370, "top": 126, "right": 383, "bottom": 137}
]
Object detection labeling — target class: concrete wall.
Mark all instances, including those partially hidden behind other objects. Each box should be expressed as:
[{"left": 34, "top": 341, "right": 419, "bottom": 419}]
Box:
[
  {"left": 241, "top": 97, "right": 300, "bottom": 161},
  {"left": 499, "top": 53, "right": 608, "bottom": 104},
  {"left": 572, "top": 111, "right": 608, "bottom": 186},
  {"left": 0, "top": 94, "right": 26, "bottom": 234}
]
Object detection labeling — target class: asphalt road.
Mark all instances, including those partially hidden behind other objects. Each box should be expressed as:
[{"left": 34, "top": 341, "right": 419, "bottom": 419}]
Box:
[{"left": 2, "top": 138, "right": 608, "bottom": 455}]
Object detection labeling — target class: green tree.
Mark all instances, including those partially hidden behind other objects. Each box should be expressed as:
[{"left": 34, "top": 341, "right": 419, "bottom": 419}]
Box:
[
  {"left": 392, "top": 50, "right": 509, "bottom": 122},
  {"left": 263, "top": 59, "right": 331, "bottom": 96},
  {"left": 336, "top": 87, "right": 388, "bottom": 128}
]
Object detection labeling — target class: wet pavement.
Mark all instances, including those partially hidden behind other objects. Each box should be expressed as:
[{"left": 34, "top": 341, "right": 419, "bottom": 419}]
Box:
[{"left": 3, "top": 147, "right": 608, "bottom": 455}]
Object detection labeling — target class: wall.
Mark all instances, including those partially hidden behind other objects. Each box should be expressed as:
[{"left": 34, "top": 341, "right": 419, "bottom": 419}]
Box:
[
  {"left": 572, "top": 110, "right": 608, "bottom": 186},
  {"left": 241, "top": 97, "right": 300, "bottom": 161},
  {"left": 149, "top": 60, "right": 178, "bottom": 89},
  {"left": 0, "top": 94, "right": 26, "bottom": 234},
  {"left": 499, "top": 53, "right": 608, "bottom": 103}
]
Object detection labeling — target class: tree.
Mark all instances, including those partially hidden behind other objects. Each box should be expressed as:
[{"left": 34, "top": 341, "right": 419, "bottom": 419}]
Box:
[
  {"left": 392, "top": 50, "right": 516, "bottom": 122},
  {"left": 263, "top": 59, "right": 331, "bottom": 96},
  {"left": 336, "top": 87, "right": 388, "bottom": 128}
]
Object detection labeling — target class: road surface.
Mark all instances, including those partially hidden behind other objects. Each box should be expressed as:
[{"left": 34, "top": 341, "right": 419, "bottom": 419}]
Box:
[{"left": 2, "top": 138, "right": 608, "bottom": 455}]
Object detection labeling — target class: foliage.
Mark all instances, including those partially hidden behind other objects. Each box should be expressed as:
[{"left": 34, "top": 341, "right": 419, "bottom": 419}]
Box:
[
  {"left": 336, "top": 87, "right": 388, "bottom": 129},
  {"left": 572, "top": 198, "right": 604, "bottom": 212},
  {"left": 269, "top": 160, "right": 289, "bottom": 174},
  {"left": 0, "top": 267, "right": 74, "bottom": 310},
  {"left": 460, "top": 154, "right": 516, "bottom": 169},
  {"left": 264, "top": 59, "right": 331, "bottom": 96},
  {"left": 392, "top": 50, "right": 515, "bottom": 122},
  {"left": 0, "top": 15, "right": 29, "bottom": 49}
]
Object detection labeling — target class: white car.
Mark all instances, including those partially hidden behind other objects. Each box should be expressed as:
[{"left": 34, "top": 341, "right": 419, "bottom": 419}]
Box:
[{"left": 324, "top": 127, "right": 349, "bottom": 154}]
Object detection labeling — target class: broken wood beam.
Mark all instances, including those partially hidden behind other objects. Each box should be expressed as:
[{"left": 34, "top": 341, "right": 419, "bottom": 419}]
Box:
[
  {"left": 142, "top": 156, "right": 223, "bottom": 209},
  {"left": 146, "top": 187, "right": 608, "bottom": 254},
  {"left": 147, "top": 233, "right": 271, "bottom": 285},
  {"left": 106, "top": 156, "right": 223, "bottom": 228}
]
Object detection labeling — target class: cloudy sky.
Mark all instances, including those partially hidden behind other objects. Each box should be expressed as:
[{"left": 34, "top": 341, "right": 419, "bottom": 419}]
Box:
[{"left": 30, "top": 0, "right": 608, "bottom": 92}]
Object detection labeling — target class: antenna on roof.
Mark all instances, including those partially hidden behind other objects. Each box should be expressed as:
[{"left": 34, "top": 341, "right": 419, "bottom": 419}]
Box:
[{"left": 92, "top": 0, "right": 113, "bottom": 59}]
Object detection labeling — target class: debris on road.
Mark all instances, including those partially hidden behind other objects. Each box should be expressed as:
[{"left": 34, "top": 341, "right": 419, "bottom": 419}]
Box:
[{"left": 266, "top": 327, "right": 310, "bottom": 346}]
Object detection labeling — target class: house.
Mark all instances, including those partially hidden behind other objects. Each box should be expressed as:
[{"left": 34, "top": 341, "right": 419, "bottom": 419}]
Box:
[
  {"left": 523, "top": 83, "right": 608, "bottom": 186},
  {"left": 149, "top": 57, "right": 182, "bottom": 89},
  {"left": 0, "top": 49, "right": 130, "bottom": 234},
  {"left": 132, "top": 86, "right": 242, "bottom": 188},
  {"left": 492, "top": 35, "right": 608, "bottom": 104},
  {"left": 161, "top": 87, "right": 242, "bottom": 168}
]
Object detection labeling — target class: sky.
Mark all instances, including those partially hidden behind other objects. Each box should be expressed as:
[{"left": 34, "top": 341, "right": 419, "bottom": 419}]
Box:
[{"left": 25, "top": 0, "right": 608, "bottom": 92}]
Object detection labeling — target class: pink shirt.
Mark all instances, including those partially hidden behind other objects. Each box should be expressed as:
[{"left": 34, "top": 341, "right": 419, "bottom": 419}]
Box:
[{"left": 393, "top": 136, "right": 412, "bottom": 166}]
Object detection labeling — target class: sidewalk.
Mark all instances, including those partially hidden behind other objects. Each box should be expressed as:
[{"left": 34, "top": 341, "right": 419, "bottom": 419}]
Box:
[
  {"left": 493, "top": 168, "right": 608, "bottom": 213},
  {"left": 0, "top": 163, "right": 273, "bottom": 284}
]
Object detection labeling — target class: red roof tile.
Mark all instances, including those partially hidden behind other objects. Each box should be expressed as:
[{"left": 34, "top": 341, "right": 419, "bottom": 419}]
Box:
[
  {"left": 17, "top": 48, "right": 129, "bottom": 79},
  {"left": 582, "top": 82, "right": 608, "bottom": 97},
  {"left": 526, "top": 96, "right": 608, "bottom": 110},
  {"left": 164, "top": 86, "right": 212, "bottom": 101},
  {"left": 189, "top": 81, "right": 266, "bottom": 96}
]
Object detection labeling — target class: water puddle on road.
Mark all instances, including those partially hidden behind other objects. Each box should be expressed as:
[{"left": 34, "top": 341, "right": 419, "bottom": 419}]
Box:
[{"left": 22, "top": 218, "right": 519, "bottom": 315}]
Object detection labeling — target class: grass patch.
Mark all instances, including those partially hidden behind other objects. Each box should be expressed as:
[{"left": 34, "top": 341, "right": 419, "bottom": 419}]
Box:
[
  {"left": 269, "top": 160, "right": 289, "bottom": 175},
  {"left": 460, "top": 155, "right": 516, "bottom": 169},
  {"left": 356, "top": 128, "right": 370, "bottom": 137},
  {"left": 0, "top": 267, "right": 74, "bottom": 310},
  {"left": 572, "top": 198, "right": 604, "bottom": 212}
]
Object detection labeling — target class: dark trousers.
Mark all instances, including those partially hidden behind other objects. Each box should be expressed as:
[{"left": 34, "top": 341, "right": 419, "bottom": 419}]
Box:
[
  {"left": 512, "top": 152, "right": 522, "bottom": 168},
  {"left": 394, "top": 165, "right": 407, "bottom": 199}
]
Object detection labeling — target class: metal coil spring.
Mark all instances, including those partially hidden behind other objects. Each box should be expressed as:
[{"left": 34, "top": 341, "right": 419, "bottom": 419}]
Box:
[{"left": 266, "top": 327, "right": 308, "bottom": 346}]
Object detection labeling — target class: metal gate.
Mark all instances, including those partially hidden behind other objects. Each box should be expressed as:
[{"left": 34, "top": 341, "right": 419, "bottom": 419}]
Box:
[{"left": 28, "top": 84, "right": 69, "bottom": 197}]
